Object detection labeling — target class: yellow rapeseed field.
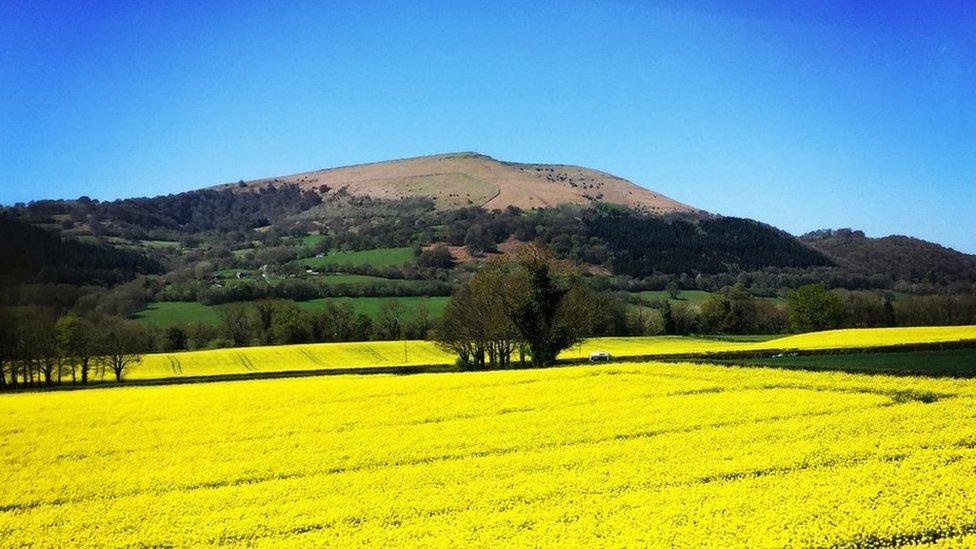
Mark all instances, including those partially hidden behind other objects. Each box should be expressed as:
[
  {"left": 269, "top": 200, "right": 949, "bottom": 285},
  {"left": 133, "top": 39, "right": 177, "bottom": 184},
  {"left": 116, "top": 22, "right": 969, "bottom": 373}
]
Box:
[
  {"left": 3, "top": 360, "right": 976, "bottom": 546},
  {"left": 131, "top": 339, "right": 455, "bottom": 379},
  {"left": 130, "top": 325, "right": 976, "bottom": 380}
]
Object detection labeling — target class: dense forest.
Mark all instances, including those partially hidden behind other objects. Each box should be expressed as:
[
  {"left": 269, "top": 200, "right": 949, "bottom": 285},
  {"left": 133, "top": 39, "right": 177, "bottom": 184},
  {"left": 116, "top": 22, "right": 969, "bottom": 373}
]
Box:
[
  {"left": 587, "top": 213, "right": 833, "bottom": 275},
  {"left": 802, "top": 229, "right": 976, "bottom": 286},
  {"left": 0, "top": 217, "right": 162, "bottom": 286}
]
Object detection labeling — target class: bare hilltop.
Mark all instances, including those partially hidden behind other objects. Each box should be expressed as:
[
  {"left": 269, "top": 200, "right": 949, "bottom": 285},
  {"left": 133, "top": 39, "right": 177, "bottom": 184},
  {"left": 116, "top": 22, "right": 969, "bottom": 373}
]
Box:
[{"left": 218, "top": 152, "right": 698, "bottom": 214}]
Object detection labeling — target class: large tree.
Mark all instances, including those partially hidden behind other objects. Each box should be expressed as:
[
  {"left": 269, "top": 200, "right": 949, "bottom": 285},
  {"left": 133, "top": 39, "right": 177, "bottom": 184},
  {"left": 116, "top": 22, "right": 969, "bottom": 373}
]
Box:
[
  {"left": 219, "top": 303, "right": 255, "bottom": 347},
  {"left": 437, "top": 245, "right": 597, "bottom": 368},
  {"left": 99, "top": 317, "right": 147, "bottom": 382},
  {"left": 436, "top": 267, "right": 521, "bottom": 369},
  {"left": 787, "top": 284, "right": 844, "bottom": 333}
]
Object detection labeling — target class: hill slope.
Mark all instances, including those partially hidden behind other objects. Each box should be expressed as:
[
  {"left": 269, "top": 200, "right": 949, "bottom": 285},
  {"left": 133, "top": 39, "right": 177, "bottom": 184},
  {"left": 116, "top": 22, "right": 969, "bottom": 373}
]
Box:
[
  {"left": 801, "top": 229, "right": 976, "bottom": 284},
  {"left": 220, "top": 152, "right": 699, "bottom": 214}
]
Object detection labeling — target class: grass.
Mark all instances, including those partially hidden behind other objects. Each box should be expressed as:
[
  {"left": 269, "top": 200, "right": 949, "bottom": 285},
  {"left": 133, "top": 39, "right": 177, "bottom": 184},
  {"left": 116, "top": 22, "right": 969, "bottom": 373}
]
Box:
[
  {"left": 631, "top": 290, "right": 715, "bottom": 303},
  {"left": 138, "top": 239, "right": 181, "bottom": 249},
  {"left": 5, "top": 361, "right": 976, "bottom": 545},
  {"left": 307, "top": 273, "right": 431, "bottom": 288},
  {"left": 131, "top": 296, "right": 451, "bottom": 327},
  {"left": 723, "top": 348, "right": 976, "bottom": 377},
  {"left": 130, "top": 302, "right": 224, "bottom": 327},
  {"left": 296, "top": 296, "right": 449, "bottom": 318},
  {"left": 299, "top": 247, "right": 415, "bottom": 269},
  {"left": 301, "top": 234, "right": 329, "bottom": 247}
]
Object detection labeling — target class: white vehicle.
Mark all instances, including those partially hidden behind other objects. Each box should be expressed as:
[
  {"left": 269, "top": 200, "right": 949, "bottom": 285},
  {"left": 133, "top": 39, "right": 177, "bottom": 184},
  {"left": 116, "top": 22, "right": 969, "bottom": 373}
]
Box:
[{"left": 588, "top": 351, "right": 614, "bottom": 362}]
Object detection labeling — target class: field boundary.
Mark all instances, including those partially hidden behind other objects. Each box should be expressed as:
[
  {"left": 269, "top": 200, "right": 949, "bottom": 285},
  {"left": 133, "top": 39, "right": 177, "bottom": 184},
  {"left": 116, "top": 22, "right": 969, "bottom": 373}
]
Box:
[
  {"left": 561, "top": 338, "right": 976, "bottom": 366},
  {"left": 6, "top": 338, "right": 976, "bottom": 393}
]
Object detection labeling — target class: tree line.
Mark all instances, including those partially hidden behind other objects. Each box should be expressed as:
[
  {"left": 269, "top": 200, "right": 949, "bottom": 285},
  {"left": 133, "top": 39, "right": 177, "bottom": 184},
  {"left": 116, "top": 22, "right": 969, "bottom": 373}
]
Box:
[{"left": 0, "top": 310, "right": 146, "bottom": 388}]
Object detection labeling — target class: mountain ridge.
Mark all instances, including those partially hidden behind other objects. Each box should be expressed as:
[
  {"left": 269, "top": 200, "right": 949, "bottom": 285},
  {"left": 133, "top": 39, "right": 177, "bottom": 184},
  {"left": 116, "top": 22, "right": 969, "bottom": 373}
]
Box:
[{"left": 216, "top": 152, "right": 701, "bottom": 215}]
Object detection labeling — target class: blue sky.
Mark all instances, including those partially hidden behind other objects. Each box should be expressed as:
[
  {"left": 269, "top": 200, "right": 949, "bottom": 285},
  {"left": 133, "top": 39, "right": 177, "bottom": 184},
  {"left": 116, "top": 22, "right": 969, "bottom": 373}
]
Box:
[{"left": 2, "top": 1, "right": 974, "bottom": 251}]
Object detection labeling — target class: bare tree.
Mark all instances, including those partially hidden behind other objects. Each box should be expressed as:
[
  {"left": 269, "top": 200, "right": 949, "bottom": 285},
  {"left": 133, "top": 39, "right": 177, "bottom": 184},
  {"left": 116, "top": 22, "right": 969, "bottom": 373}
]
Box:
[
  {"left": 57, "top": 315, "right": 97, "bottom": 384},
  {"left": 99, "top": 318, "right": 146, "bottom": 382},
  {"left": 378, "top": 299, "right": 406, "bottom": 340}
]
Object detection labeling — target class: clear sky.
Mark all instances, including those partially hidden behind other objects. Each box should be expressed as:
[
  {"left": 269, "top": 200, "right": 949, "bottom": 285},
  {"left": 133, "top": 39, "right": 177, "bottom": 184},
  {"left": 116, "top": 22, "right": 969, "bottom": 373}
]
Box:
[{"left": 2, "top": 1, "right": 974, "bottom": 251}]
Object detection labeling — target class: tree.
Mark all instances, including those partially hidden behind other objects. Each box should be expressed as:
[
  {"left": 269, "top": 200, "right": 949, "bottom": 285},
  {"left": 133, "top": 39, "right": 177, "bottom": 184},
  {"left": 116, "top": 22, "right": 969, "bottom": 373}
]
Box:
[
  {"left": 435, "top": 267, "right": 521, "bottom": 369},
  {"left": 378, "top": 299, "right": 406, "bottom": 340},
  {"left": 163, "top": 325, "right": 188, "bottom": 351},
  {"left": 219, "top": 303, "right": 254, "bottom": 347},
  {"left": 267, "top": 301, "right": 311, "bottom": 344},
  {"left": 417, "top": 245, "right": 455, "bottom": 269},
  {"left": 501, "top": 245, "right": 597, "bottom": 366},
  {"left": 464, "top": 224, "right": 494, "bottom": 256},
  {"left": 0, "top": 307, "right": 13, "bottom": 387},
  {"left": 254, "top": 300, "right": 279, "bottom": 343},
  {"left": 660, "top": 299, "right": 677, "bottom": 335},
  {"left": 320, "top": 301, "right": 356, "bottom": 341},
  {"left": 665, "top": 279, "right": 681, "bottom": 300},
  {"left": 99, "top": 318, "right": 146, "bottom": 382},
  {"left": 405, "top": 306, "right": 432, "bottom": 340},
  {"left": 20, "top": 308, "right": 60, "bottom": 385},
  {"left": 57, "top": 315, "right": 97, "bottom": 383},
  {"left": 787, "top": 284, "right": 844, "bottom": 333}
]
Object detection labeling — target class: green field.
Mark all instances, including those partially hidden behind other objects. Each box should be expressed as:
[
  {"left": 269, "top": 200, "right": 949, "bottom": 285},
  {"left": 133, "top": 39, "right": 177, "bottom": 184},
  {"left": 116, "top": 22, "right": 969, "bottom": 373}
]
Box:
[
  {"left": 631, "top": 290, "right": 715, "bottom": 303},
  {"left": 297, "top": 296, "right": 449, "bottom": 318},
  {"left": 307, "top": 273, "right": 431, "bottom": 288},
  {"left": 630, "top": 290, "right": 788, "bottom": 305},
  {"left": 130, "top": 302, "right": 224, "bottom": 327},
  {"left": 138, "top": 239, "right": 181, "bottom": 249},
  {"left": 301, "top": 234, "right": 329, "bottom": 247},
  {"left": 724, "top": 348, "right": 976, "bottom": 376},
  {"left": 299, "top": 247, "right": 415, "bottom": 269},
  {"left": 132, "top": 296, "right": 450, "bottom": 327}
]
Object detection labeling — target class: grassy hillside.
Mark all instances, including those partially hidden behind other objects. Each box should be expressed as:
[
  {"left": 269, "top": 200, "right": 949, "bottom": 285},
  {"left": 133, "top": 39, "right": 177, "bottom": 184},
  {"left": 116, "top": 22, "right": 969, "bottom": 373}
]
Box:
[{"left": 4, "top": 361, "right": 976, "bottom": 545}]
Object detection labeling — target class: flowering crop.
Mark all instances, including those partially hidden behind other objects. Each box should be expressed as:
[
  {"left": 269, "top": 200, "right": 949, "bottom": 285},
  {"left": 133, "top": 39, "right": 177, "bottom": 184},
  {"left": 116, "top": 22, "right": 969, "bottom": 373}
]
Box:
[
  {"left": 3, "top": 359, "right": 976, "bottom": 546},
  {"left": 130, "top": 325, "right": 976, "bottom": 381}
]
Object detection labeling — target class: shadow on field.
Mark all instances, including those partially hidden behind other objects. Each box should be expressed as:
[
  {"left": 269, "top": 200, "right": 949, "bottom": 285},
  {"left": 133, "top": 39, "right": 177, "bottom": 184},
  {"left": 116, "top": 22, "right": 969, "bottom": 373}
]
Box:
[{"left": 6, "top": 339, "right": 976, "bottom": 393}]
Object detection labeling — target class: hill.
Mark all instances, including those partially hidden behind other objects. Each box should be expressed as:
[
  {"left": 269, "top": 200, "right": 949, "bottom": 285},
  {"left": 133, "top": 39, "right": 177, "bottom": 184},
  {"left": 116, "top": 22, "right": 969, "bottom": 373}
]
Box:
[
  {"left": 0, "top": 217, "right": 163, "bottom": 287},
  {"left": 218, "top": 152, "right": 700, "bottom": 215},
  {"left": 801, "top": 229, "right": 976, "bottom": 286}
]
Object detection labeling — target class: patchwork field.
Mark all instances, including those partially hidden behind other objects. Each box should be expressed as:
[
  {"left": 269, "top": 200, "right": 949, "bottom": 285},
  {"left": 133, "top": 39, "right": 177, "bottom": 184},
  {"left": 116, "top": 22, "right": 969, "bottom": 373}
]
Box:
[
  {"left": 123, "top": 325, "right": 976, "bottom": 381},
  {"left": 298, "top": 247, "right": 415, "bottom": 269},
  {"left": 3, "top": 361, "right": 976, "bottom": 546}
]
